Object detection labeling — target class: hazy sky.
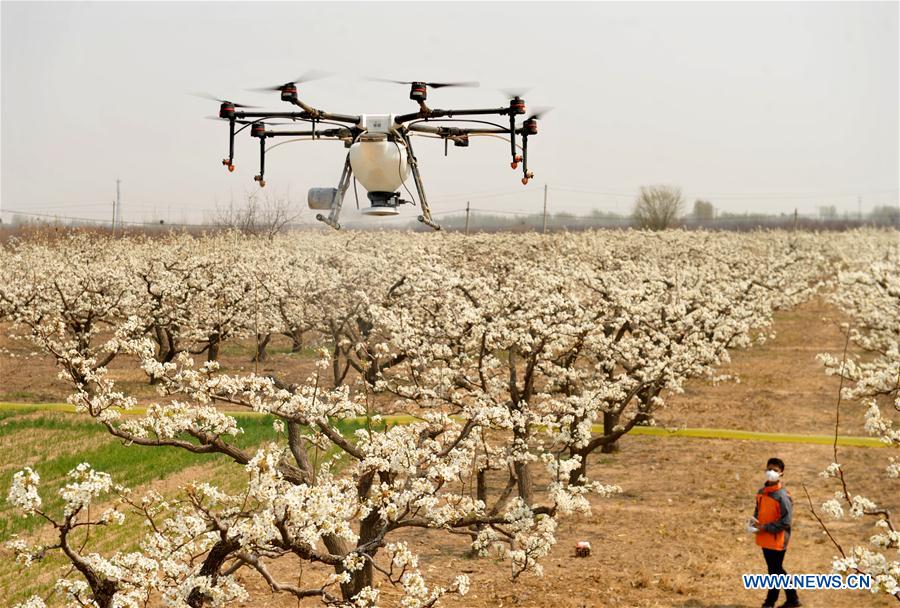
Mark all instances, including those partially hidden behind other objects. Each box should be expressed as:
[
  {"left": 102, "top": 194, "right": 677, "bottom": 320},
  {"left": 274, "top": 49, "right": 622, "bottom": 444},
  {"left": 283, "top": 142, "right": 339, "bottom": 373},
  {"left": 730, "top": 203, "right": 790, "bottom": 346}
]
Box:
[{"left": 1, "top": 1, "right": 898, "bottom": 225}]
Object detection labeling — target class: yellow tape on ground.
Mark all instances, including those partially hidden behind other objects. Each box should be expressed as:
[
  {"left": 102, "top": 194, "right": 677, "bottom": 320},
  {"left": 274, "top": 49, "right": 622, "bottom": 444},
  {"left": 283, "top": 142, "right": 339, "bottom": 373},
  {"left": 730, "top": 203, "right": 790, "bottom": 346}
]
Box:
[{"left": 617, "top": 425, "right": 886, "bottom": 448}]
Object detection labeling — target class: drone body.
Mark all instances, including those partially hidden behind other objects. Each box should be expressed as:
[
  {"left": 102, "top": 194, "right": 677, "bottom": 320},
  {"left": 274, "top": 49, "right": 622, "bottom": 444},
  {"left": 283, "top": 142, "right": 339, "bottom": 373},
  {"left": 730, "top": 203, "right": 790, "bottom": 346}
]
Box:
[
  {"left": 201, "top": 77, "right": 546, "bottom": 230},
  {"left": 347, "top": 116, "right": 409, "bottom": 215}
]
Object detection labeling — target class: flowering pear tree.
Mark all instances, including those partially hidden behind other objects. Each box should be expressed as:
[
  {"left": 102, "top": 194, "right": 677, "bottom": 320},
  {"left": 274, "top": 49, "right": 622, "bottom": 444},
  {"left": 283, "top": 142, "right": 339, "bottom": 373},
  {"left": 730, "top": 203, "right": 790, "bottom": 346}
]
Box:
[
  {"left": 517, "top": 232, "right": 822, "bottom": 481},
  {"left": 0, "top": 234, "right": 137, "bottom": 372},
  {"left": 369, "top": 249, "right": 611, "bottom": 504},
  {"left": 0, "top": 228, "right": 860, "bottom": 607},
  {"left": 816, "top": 233, "right": 899, "bottom": 600},
  {"left": 5, "top": 308, "right": 620, "bottom": 607},
  {"left": 6, "top": 463, "right": 165, "bottom": 608}
]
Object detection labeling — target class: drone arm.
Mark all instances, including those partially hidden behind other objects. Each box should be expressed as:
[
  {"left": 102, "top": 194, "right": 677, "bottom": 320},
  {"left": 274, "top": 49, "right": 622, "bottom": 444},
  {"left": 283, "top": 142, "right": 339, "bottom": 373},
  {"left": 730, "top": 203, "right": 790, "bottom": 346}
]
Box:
[
  {"left": 394, "top": 106, "right": 513, "bottom": 124},
  {"left": 237, "top": 109, "right": 358, "bottom": 124},
  {"left": 265, "top": 129, "right": 315, "bottom": 137},
  {"left": 236, "top": 111, "right": 311, "bottom": 120},
  {"left": 286, "top": 98, "right": 361, "bottom": 125},
  {"left": 315, "top": 155, "right": 353, "bottom": 230},
  {"left": 406, "top": 123, "right": 507, "bottom": 136},
  {"left": 312, "top": 110, "right": 361, "bottom": 125},
  {"left": 263, "top": 128, "right": 352, "bottom": 139}
]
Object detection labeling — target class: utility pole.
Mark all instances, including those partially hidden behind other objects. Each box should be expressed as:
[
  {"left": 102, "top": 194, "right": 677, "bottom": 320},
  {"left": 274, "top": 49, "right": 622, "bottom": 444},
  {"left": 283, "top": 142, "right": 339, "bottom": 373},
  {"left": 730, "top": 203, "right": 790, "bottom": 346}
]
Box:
[
  {"left": 111, "top": 199, "right": 117, "bottom": 236},
  {"left": 793, "top": 207, "right": 798, "bottom": 231},
  {"left": 115, "top": 178, "right": 121, "bottom": 234},
  {"left": 542, "top": 184, "right": 548, "bottom": 234},
  {"left": 464, "top": 201, "right": 470, "bottom": 236}
]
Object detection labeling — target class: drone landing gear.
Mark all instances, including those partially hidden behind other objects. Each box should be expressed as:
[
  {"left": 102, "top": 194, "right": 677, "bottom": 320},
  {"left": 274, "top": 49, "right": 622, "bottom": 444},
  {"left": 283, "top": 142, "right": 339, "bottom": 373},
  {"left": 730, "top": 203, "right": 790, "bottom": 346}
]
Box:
[
  {"left": 520, "top": 134, "right": 533, "bottom": 185},
  {"left": 418, "top": 214, "right": 441, "bottom": 230},
  {"left": 251, "top": 122, "right": 267, "bottom": 187},
  {"left": 222, "top": 117, "right": 236, "bottom": 172},
  {"left": 403, "top": 135, "right": 440, "bottom": 231},
  {"left": 315, "top": 155, "right": 353, "bottom": 230}
]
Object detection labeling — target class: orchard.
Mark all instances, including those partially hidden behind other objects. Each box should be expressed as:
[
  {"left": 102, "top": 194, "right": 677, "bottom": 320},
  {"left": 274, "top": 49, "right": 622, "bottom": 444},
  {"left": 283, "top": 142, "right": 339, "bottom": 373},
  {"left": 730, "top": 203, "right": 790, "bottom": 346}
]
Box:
[{"left": 1, "top": 228, "right": 896, "bottom": 607}]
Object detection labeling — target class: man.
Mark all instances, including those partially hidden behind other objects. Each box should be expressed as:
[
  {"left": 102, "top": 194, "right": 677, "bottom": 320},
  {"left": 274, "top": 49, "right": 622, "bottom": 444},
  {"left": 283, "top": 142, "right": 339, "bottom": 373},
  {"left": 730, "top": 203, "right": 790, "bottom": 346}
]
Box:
[{"left": 751, "top": 457, "right": 801, "bottom": 608}]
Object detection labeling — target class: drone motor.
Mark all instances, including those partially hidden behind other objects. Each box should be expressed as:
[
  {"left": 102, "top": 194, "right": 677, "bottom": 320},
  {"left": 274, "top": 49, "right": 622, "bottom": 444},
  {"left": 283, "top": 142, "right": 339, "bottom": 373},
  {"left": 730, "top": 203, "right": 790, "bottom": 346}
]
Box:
[
  {"left": 280, "top": 83, "right": 298, "bottom": 102},
  {"left": 219, "top": 102, "right": 235, "bottom": 119},
  {"left": 409, "top": 82, "right": 427, "bottom": 102}
]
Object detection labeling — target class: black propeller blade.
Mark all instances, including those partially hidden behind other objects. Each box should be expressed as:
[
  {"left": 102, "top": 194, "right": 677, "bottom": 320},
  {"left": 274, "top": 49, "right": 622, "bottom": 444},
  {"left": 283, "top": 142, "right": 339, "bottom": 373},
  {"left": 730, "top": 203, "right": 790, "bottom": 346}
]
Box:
[
  {"left": 524, "top": 106, "right": 553, "bottom": 121},
  {"left": 368, "top": 77, "right": 480, "bottom": 89},
  {"left": 192, "top": 92, "right": 259, "bottom": 108},
  {"left": 501, "top": 87, "right": 532, "bottom": 99},
  {"left": 205, "top": 116, "right": 252, "bottom": 124},
  {"left": 248, "top": 69, "right": 334, "bottom": 92}
]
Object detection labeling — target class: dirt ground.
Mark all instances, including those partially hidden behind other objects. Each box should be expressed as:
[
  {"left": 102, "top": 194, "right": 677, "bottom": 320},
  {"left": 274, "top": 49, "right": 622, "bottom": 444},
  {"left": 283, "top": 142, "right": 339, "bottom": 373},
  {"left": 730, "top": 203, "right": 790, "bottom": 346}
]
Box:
[
  {"left": 655, "top": 298, "right": 869, "bottom": 437},
  {"left": 0, "top": 330, "right": 324, "bottom": 404},
  {"left": 1, "top": 299, "right": 895, "bottom": 607}
]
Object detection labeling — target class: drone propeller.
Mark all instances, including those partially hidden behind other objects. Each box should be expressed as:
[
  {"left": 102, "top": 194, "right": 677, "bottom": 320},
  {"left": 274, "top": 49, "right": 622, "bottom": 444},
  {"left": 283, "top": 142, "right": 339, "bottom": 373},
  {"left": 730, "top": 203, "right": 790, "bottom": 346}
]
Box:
[
  {"left": 524, "top": 106, "right": 553, "bottom": 121},
  {"left": 368, "top": 77, "right": 480, "bottom": 89},
  {"left": 501, "top": 87, "right": 532, "bottom": 100},
  {"left": 248, "top": 69, "right": 334, "bottom": 93},
  {"left": 205, "top": 115, "right": 251, "bottom": 124},
  {"left": 370, "top": 77, "right": 479, "bottom": 103},
  {"left": 520, "top": 107, "right": 552, "bottom": 139},
  {"left": 191, "top": 92, "right": 259, "bottom": 108}
]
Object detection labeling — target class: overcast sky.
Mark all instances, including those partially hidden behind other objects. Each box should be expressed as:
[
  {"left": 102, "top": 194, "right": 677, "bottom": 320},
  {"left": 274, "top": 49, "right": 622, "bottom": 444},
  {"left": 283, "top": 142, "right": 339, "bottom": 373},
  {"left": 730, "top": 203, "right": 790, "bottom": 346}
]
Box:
[{"left": 1, "top": 1, "right": 897, "bottom": 225}]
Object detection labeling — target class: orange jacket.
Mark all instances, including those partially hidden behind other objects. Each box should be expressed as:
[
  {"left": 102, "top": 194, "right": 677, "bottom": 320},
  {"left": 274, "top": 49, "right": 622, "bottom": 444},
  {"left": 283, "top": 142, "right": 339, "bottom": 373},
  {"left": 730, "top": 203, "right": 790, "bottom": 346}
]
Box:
[{"left": 754, "top": 482, "right": 793, "bottom": 551}]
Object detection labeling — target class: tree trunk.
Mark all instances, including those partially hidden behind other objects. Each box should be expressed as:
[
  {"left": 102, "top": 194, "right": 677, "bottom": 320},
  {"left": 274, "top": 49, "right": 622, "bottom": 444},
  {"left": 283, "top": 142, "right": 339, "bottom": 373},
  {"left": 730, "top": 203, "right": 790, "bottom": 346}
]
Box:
[
  {"left": 601, "top": 410, "right": 620, "bottom": 454},
  {"left": 186, "top": 537, "right": 241, "bottom": 607},
  {"left": 207, "top": 333, "right": 220, "bottom": 362},
  {"left": 320, "top": 535, "right": 355, "bottom": 599},
  {"left": 149, "top": 327, "right": 178, "bottom": 384},
  {"left": 283, "top": 328, "right": 304, "bottom": 352},
  {"left": 633, "top": 390, "right": 656, "bottom": 426},
  {"left": 332, "top": 342, "right": 341, "bottom": 387},
  {"left": 153, "top": 325, "right": 169, "bottom": 363},
  {"left": 364, "top": 355, "right": 378, "bottom": 386},
  {"left": 568, "top": 449, "right": 590, "bottom": 486},
  {"left": 252, "top": 333, "right": 272, "bottom": 362},
  {"left": 477, "top": 469, "right": 488, "bottom": 504},
  {"left": 331, "top": 344, "right": 351, "bottom": 387},
  {"left": 514, "top": 461, "right": 534, "bottom": 505},
  {"left": 291, "top": 329, "right": 304, "bottom": 352},
  {"left": 346, "top": 509, "right": 381, "bottom": 598}
]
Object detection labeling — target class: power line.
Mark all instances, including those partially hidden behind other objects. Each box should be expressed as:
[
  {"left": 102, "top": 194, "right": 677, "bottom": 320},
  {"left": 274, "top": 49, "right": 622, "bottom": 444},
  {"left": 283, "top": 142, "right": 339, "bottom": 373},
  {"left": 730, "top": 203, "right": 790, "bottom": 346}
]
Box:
[
  {"left": 0, "top": 208, "right": 209, "bottom": 228},
  {"left": 6, "top": 185, "right": 896, "bottom": 216}
]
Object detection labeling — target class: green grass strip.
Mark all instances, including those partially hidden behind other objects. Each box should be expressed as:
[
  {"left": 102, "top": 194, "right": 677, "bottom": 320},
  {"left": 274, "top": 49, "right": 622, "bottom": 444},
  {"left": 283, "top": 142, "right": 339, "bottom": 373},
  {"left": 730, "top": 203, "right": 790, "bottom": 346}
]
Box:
[
  {"left": 1, "top": 403, "right": 886, "bottom": 448},
  {"left": 0, "top": 412, "right": 279, "bottom": 541}
]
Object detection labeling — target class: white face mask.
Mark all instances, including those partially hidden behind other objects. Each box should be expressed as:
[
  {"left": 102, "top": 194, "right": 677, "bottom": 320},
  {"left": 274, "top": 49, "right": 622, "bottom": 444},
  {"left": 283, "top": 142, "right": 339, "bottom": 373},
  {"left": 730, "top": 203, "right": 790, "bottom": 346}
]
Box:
[{"left": 765, "top": 469, "right": 781, "bottom": 482}]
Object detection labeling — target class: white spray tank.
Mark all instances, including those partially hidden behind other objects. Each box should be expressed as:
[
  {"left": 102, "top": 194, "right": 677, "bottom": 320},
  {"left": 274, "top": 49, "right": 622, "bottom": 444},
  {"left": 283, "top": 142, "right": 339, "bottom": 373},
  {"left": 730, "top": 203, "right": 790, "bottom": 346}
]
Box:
[{"left": 349, "top": 115, "right": 409, "bottom": 216}]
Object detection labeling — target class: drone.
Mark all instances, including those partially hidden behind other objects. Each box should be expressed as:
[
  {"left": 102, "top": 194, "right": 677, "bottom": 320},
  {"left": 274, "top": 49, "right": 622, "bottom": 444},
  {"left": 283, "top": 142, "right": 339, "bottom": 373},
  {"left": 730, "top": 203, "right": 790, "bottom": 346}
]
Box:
[{"left": 199, "top": 72, "right": 547, "bottom": 230}]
